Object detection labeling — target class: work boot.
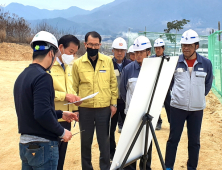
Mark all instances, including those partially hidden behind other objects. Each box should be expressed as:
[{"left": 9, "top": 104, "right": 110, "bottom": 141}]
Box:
[
  {"left": 155, "top": 123, "right": 162, "bottom": 130},
  {"left": 110, "top": 153, "right": 114, "bottom": 163}
]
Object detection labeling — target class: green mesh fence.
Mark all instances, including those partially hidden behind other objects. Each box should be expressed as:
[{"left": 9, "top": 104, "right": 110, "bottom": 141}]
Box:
[
  {"left": 128, "top": 31, "right": 208, "bottom": 57},
  {"left": 208, "top": 30, "right": 222, "bottom": 96}
]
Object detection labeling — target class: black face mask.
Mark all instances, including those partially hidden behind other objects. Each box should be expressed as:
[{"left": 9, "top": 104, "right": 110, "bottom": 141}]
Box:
[{"left": 87, "top": 48, "right": 98, "bottom": 57}]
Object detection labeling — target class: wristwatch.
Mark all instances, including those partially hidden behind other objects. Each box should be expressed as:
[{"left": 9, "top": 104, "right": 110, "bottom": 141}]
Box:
[{"left": 111, "top": 104, "right": 117, "bottom": 108}]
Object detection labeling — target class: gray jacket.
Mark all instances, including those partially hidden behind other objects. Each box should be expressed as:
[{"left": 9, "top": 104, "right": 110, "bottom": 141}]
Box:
[
  {"left": 120, "top": 61, "right": 141, "bottom": 114},
  {"left": 171, "top": 53, "right": 213, "bottom": 111}
]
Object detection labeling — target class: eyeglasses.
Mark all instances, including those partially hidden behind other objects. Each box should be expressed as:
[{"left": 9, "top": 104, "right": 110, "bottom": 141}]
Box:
[
  {"left": 87, "top": 43, "right": 100, "bottom": 48},
  {"left": 181, "top": 44, "right": 195, "bottom": 48}
]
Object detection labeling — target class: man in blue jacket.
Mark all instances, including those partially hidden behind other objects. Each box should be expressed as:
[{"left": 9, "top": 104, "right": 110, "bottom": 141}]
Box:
[
  {"left": 110, "top": 37, "right": 131, "bottom": 160},
  {"left": 150, "top": 38, "right": 171, "bottom": 130},
  {"left": 120, "top": 36, "right": 152, "bottom": 170},
  {"left": 14, "top": 31, "right": 78, "bottom": 170},
  {"left": 165, "top": 29, "right": 213, "bottom": 170}
]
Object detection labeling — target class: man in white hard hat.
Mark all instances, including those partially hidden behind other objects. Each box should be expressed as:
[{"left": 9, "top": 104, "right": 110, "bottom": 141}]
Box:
[
  {"left": 165, "top": 29, "right": 213, "bottom": 170},
  {"left": 49, "top": 35, "right": 82, "bottom": 170},
  {"left": 72, "top": 31, "right": 118, "bottom": 170},
  {"left": 128, "top": 45, "right": 135, "bottom": 61},
  {"left": 110, "top": 37, "right": 131, "bottom": 160},
  {"left": 14, "top": 31, "right": 78, "bottom": 170},
  {"left": 150, "top": 38, "right": 171, "bottom": 130},
  {"left": 120, "top": 36, "right": 152, "bottom": 170}
]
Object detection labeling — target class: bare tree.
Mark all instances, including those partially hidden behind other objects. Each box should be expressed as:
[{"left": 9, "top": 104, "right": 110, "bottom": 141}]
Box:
[
  {"left": 0, "top": 6, "right": 31, "bottom": 43},
  {"left": 0, "top": 5, "right": 78, "bottom": 44},
  {"left": 77, "top": 41, "right": 86, "bottom": 56},
  {"left": 32, "top": 21, "right": 77, "bottom": 40}
]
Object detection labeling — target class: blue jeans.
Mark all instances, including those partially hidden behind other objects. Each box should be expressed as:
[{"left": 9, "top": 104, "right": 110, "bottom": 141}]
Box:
[{"left": 19, "top": 141, "right": 59, "bottom": 170}]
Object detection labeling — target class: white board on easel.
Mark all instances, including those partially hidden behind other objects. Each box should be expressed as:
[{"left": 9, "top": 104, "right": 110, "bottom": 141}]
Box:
[{"left": 110, "top": 56, "right": 179, "bottom": 170}]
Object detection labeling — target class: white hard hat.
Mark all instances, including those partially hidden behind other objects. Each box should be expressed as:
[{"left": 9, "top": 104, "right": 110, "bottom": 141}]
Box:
[
  {"left": 128, "top": 45, "right": 134, "bottom": 53},
  {"left": 133, "top": 36, "right": 152, "bottom": 51},
  {"left": 112, "top": 37, "right": 127, "bottom": 50},
  {"left": 154, "top": 38, "right": 165, "bottom": 47},
  {"left": 30, "top": 31, "right": 58, "bottom": 50},
  {"left": 180, "top": 29, "right": 200, "bottom": 44}
]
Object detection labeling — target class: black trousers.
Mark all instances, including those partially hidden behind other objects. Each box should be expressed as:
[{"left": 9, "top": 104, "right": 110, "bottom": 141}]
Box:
[
  {"left": 118, "top": 114, "right": 124, "bottom": 129},
  {"left": 79, "top": 107, "right": 111, "bottom": 170},
  {"left": 165, "top": 107, "right": 203, "bottom": 170},
  {"left": 158, "top": 89, "right": 171, "bottom": 124},
  {"left": 123, "top": 142, "right": 152, "bottom": 170},
  {"left": 110, "top": 101, "right": 126, "bottom": 158},
  {"left": 57, "top": 121, "right": 71, "bottom": 170}
]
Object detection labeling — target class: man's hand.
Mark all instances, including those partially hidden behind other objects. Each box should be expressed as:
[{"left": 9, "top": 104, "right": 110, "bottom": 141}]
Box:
[
  {"left": 65, "top": 94, "right": 82, "bottom": 106},
  {"left": 75, "top": 112, "right": 79, "bottom": 122},
  {"left": 74, "top": 96, "right": 82, "bottom": 106},
  {"left": 110, "top": 105, "right": 117, "bottom": 118},
  {"left": 62, "top": 111, "right": 78, "bottom": 122},
  {"left": 62, "top": 129, "right": 72, "bottom": 142}
]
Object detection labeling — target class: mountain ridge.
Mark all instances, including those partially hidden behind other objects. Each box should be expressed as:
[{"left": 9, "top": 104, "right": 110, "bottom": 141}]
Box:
[{"left": 2, "top": 0, "right": 221, "bottom": 35}]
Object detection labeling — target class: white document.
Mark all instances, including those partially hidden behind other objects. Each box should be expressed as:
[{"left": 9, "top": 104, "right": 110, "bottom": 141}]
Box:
[{"left": 64, "top": 92, "right": 99, "bottom": 105}]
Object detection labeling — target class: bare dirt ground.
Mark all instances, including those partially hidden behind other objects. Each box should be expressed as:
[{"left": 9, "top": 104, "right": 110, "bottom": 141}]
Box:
[
  {"left": 0, "top": 43, "right": 33, "bottom": 61},
  {"left": 0, "top": 43, "right": 222, "bottom": 170}
]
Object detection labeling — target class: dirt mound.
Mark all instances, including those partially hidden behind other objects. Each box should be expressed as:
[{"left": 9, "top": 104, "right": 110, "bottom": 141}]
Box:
[
  {"left": 0, "top": 42, "right": 32, "bottom": 61},
  {"left": 205, "top": 90, "right": 222, "bottom": 117}
]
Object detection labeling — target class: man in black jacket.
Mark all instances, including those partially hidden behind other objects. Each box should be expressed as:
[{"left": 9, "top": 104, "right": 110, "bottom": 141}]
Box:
[
  {"left": 14, "top": 31, "right": 78, "bottom": 170},
  {"left": 110, "top": 37, "right": 131, "bottom": 160}
]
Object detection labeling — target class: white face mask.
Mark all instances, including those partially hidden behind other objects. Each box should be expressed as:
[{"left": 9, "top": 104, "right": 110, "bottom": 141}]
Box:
[{"left": 61, "top": 53, "right": 74, "bottom": 65}]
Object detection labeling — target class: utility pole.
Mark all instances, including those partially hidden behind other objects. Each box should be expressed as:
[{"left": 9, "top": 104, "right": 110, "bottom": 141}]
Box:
[
  {"left": 218, "top": 21, "right": 222, "bottom": 92},
  {"left": 218, "top": 21, "right": 221, "bottom": 41},
  {"left": 174, "top": 29, "right": 178, "bottom": 56},
  {"left": 145, "top": 26, "right": 146, "bottom": 37},
  {"left": 128, "top": 27, "right": 133, "bottom": 47},
  {"left": 128, "top": 28, "right": 130, "bottom": 47}
]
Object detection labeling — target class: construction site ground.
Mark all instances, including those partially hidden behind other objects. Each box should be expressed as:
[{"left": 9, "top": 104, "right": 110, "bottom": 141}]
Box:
[{"left": 0, "top": 43, "right": 222, "bottom": 170}]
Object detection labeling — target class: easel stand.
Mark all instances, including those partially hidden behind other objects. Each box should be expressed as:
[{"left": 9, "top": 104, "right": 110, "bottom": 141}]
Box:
[{"left": 118, "top": 56, "right": 170, "bottom": 170}]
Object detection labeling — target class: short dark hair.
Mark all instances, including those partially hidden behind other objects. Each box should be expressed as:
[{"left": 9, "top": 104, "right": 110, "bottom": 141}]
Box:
[
  {"left": 58, "top": 34, "right": 80, "bottom": 49},
  {"left": 146, "top": 48, "right": 151, "bottom": 51},
  {"left": 32, "top": 41, "right": 57, "bottom": 61},
  {"left": 85, "top": 31, "right": 102, "bottom": 43}
]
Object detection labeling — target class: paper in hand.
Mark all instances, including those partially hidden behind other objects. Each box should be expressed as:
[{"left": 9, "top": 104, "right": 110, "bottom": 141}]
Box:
[{"left": 64, "top": 92, "right": 99, "bottom": 105}]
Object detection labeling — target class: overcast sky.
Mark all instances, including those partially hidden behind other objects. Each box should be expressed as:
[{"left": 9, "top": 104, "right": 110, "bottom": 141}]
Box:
[{"left": 0, "top": 0, "right": 115, "bottom": 10}]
